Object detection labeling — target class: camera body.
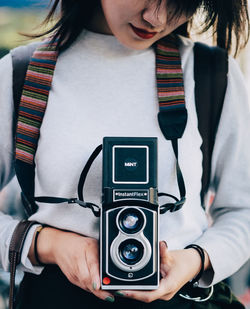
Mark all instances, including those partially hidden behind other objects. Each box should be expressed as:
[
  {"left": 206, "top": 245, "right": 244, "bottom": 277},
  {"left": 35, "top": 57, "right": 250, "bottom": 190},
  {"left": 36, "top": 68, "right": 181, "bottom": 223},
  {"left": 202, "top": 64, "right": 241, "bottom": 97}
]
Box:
[{"left": 100, "top": 137, "right": 159, "bottom": 290}]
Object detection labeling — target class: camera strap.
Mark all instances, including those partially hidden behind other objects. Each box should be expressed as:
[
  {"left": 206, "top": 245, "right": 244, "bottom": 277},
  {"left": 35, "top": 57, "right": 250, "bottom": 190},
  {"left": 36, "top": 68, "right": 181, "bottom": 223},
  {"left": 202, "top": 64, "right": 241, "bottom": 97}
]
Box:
[
  {"left": 34, "top": 140, "right": 186, "bottom": 216},
  {"left": 34, "top": 144, "right": 103, "bottom": 217},
  {"left": 156, "top": 36, "right": 187, "bottom": 213},
  {"left": 159, "top": 139, "right": 186, "bottom": 214}
]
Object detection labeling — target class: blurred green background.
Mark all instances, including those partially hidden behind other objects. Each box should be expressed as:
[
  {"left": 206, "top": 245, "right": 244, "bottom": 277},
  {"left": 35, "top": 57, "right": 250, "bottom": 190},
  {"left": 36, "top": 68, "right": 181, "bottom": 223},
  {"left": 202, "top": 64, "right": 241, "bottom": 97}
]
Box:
[
  {"left": 0, "top": 9, "right": 44, "bottom": 49},
  {"left": 0, "top": 1, "right": 50, "bottom": 57}
]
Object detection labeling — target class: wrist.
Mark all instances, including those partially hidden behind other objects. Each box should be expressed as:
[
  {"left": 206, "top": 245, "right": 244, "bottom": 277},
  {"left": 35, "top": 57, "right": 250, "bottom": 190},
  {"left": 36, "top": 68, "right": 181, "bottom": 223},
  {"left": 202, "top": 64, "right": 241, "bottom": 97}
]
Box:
[
  {"left": 184, "top": 248, "right": 203, "bottom": 277},
  {"left": 186, "top": 248, "right": 211, "bottom": 271},
  {"left": 184, "top": 244, "right": 211, "bottom": 287},
  {"left": 34, "top": 226, "right": 58, "bottom": 265},
  {"left": 28, "top": 225, "right": 42, "bottom": 266}
]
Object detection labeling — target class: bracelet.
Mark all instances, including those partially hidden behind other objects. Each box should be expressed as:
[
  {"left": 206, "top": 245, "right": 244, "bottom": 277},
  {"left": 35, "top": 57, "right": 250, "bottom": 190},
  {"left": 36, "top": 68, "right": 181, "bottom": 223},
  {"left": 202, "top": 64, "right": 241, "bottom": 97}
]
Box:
[
  {"left": 184, "top": 244, "right": 205, "bottom": 288},
  {"left": 34, "top": 226, "right": 46, "bottom": 266}
]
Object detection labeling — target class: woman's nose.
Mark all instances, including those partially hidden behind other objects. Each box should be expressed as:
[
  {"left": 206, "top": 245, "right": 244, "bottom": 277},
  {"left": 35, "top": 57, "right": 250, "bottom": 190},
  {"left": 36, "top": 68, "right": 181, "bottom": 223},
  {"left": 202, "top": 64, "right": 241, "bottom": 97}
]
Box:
[{"left": 142, "top": 1, "right": 167, "bottom": 29}]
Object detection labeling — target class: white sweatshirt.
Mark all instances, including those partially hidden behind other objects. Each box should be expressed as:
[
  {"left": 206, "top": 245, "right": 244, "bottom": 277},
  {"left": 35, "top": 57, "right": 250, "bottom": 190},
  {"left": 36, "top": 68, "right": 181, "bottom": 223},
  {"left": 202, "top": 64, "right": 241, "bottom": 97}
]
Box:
[{"left": 0, "top": 30, "right": 249, "bottom": 287}]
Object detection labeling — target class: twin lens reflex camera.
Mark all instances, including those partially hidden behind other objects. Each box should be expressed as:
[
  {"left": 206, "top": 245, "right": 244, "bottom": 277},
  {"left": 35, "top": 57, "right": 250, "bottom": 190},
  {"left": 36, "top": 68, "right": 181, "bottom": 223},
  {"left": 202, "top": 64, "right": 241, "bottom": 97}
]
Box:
[{"left": 100, "top": 137, "right": 159, "bottom": 290}]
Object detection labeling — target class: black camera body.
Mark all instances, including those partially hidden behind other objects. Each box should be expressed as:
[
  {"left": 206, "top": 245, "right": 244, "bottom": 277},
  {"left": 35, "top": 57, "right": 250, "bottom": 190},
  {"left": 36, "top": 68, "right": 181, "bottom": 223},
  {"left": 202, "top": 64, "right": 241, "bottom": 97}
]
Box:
[{"left": 100, "top": 137, "right": 159, "bottom": 290}]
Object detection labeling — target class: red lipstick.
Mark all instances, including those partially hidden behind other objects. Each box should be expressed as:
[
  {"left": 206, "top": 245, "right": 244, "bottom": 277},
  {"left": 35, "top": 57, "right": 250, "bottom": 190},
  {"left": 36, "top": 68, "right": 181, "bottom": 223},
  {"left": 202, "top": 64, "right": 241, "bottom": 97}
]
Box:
[{"left": 130, "top": 24, "right": 157, "bottom": 39}]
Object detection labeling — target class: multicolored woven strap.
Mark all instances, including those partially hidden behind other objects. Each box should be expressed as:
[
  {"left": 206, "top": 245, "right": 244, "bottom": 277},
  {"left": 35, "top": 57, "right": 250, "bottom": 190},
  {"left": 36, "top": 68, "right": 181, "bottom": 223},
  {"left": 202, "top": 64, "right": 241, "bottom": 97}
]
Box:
[
  {"left": 156, "top": 35, "right": 187, "bottom": 140},
  {"left": 15, "top": 40, "right": 59, "bottom": 165},
  {"left": 156, "top": 35, "right": 185, "bottom": 111}
]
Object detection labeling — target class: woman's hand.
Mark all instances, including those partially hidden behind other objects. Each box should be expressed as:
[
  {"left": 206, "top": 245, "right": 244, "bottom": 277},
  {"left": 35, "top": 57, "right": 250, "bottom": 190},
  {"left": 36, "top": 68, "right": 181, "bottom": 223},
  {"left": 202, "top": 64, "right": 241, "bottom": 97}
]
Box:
[
  {"left": 115, "top": 241, "right": 211, "bottom": 303},
  {"left": 28, "top": 227, "right": 115, "bottom": 302}
]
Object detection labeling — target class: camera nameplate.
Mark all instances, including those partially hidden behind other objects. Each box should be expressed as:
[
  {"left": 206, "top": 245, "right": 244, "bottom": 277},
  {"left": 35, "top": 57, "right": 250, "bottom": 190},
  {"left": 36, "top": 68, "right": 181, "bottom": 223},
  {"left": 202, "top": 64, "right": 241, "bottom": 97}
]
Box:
[
  {"left": 113, "top": 189, "right": 149, "bottom": 202},
  {"left": 112, "top": 145, "right": 149, "bottom": 184}
]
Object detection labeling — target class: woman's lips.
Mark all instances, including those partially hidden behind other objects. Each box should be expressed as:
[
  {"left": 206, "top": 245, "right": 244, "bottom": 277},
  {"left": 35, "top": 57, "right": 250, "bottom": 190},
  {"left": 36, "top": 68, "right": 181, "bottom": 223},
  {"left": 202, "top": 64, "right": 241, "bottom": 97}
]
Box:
[{"left": 130, "top": 24, "right": 157, "bottom": 39}]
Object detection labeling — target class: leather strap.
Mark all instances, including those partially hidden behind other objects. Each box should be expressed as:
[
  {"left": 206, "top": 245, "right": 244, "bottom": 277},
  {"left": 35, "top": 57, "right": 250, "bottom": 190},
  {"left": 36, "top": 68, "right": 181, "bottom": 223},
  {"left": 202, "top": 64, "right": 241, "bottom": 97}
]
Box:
[{"left": 8, "top": 220, "right": 38, "bottom": 309}]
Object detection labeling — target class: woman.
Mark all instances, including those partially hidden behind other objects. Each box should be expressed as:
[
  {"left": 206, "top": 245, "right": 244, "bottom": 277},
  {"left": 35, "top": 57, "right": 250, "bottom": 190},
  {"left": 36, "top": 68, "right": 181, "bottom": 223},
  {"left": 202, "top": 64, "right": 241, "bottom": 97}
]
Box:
[{"left": 0, "top": 0, "right": 249, "bottom": 308}]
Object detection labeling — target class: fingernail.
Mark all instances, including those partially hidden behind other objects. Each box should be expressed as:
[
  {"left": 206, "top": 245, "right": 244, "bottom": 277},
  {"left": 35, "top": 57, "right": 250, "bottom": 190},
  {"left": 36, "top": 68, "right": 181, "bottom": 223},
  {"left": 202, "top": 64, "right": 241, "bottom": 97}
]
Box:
[
  {"left": 115, "top": 291, "right": 125, "bottom": 297},
  {"left": 162, "top": 241, "right": 168, "bottom": 249},
  {"left": 105, "top": 296, "right": 115, "bottom": 303},
  {"left": 92, "top": 282, "right": 97, "bottom": 290}
]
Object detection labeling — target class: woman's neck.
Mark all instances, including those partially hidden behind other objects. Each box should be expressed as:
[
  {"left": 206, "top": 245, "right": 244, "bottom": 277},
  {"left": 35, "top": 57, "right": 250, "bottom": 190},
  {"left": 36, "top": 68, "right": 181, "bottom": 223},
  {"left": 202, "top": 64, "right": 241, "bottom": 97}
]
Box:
[{"left": 86, "top": 5, "right": 112, "bottom": 35}]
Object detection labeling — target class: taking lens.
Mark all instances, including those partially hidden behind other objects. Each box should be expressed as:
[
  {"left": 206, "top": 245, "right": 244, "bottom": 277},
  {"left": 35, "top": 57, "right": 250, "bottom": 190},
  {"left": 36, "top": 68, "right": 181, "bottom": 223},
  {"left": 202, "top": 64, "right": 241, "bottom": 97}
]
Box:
[
  {"left": 118, "top": 208, "right": 144, "bottom": 234},
  {"left": 119, "top": 239, "right": 144, "bottom": 265}
]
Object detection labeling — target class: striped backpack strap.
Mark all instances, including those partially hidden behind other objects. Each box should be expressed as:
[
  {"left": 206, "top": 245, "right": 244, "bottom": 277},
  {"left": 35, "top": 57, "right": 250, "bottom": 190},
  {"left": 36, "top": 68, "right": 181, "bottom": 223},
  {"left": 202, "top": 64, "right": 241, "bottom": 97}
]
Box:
[
  {"left": 156, "top": 35, "right": 187, "bottom": 141},
  {"left": 155, "top": 35, "right": 187, "bottom": 212},
  {"left": 14, "top": 40, "right": 59, "bottom": 215},
  {"left": 11, "top": 42, "right": 41, "bottom": 130}
]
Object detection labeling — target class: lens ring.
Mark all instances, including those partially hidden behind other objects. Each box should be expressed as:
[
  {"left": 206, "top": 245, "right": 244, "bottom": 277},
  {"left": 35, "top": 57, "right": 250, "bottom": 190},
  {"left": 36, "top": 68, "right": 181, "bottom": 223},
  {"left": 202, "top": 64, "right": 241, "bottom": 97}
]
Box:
[
  {"left": 118, "top": 208, "right": 144, "bottom": 234},
  {"left": 118, "top": 239, "right": 144, "bottom": 265}
]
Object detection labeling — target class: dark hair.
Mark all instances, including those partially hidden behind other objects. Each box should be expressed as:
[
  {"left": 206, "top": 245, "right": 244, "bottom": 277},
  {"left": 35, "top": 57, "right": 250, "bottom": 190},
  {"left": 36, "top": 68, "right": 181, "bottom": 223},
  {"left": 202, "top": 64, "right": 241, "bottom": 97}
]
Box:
[{"left": 30, "top": 0, "right": 249, "bottom": 55}]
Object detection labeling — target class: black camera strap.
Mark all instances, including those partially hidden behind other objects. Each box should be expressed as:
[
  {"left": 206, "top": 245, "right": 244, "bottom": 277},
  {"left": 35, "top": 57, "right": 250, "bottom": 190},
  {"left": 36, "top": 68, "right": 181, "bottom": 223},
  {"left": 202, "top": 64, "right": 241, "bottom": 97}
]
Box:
[
  {"left": 34, "top": 196, "right": 101, "bottom": 217},
  {"left": 159, "top": 139, "right": 186, "bottom": 214},
  {"left": 34, "top": 140, "right": 186, "bottom": 216},
  {"left": 33, "top": 144, "right": 103, "bottom": 217},
  {"left": 157, "top": 101, "right": 187, "bottom": 214},
  {"left": 77, "top": 144, "right": 103, "bottom": 201}
]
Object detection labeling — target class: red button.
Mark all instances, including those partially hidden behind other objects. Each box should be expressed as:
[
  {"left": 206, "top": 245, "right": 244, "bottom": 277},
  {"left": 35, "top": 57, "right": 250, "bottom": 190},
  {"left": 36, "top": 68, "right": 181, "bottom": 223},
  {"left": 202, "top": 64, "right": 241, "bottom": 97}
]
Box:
[{"left": 103, "top": 277, "right": 111, "bottom": 285}]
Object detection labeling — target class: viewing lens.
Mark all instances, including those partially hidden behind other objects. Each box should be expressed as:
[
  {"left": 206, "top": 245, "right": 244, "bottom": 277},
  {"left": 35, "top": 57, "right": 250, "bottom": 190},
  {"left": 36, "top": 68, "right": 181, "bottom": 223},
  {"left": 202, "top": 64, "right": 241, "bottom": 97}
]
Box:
[
  {"left": 119, "top": 239, "right": 144, "bottom": 265},
  {"left": 118, "top": 208, "right": 144, "bottom": 234},
  {"left": 123, "top": 213, "right": 139, "bottom": 230}
]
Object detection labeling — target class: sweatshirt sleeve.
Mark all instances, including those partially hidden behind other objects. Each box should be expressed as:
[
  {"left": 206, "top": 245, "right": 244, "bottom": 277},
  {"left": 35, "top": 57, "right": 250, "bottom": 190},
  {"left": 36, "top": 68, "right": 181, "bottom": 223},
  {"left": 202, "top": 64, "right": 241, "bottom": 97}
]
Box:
[
  {"left": 0, "top": 53, "right": 44, "bottom": 275},
  {"left": 194, "top": 56, "right": 250, "bottom": 287}
]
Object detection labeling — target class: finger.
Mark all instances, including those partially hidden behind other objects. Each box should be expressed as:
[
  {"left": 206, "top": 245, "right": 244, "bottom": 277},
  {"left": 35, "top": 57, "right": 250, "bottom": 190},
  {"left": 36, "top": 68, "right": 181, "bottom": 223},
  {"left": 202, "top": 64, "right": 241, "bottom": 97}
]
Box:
[
  {"left": 160, "top": 268, "right": 167, "bottom": 278},
  {"left": 160, "top": 241, "right": 170, "bottom": 264},
  {"left": 62, "top": 261, "right": 91, "bottom": 293},
  {"left": 159, "top": 291, "right": 176, "bottom": 301},
  {"left": 86, "top": 243, "right": 101, "bottom": 291},
  {"left": 68, "top": 259, "right": 114, "bottom": 302},
  {"left": 75, "top": 268, "right": 115, "bottom": 302},
  {"left": 118, "top": 289, "right": 161, "bottom": 303},
  {"left": 162, "top": 240, "right": 168, "bottom": 249},
  {"left": 81, "top": 249, "right": 98, "bottom": 293},
  {"left": 117, "top": 277, "right": 172, "bottom": 303},
  {"left": 77, "top": 256, "right": 92, "bottom": 292},
  {"left": 93, "top": 290, "right": 115, "bottom": 303},
  {"left": 85, "top": 244, "right": 115, "bottom": 302}
]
